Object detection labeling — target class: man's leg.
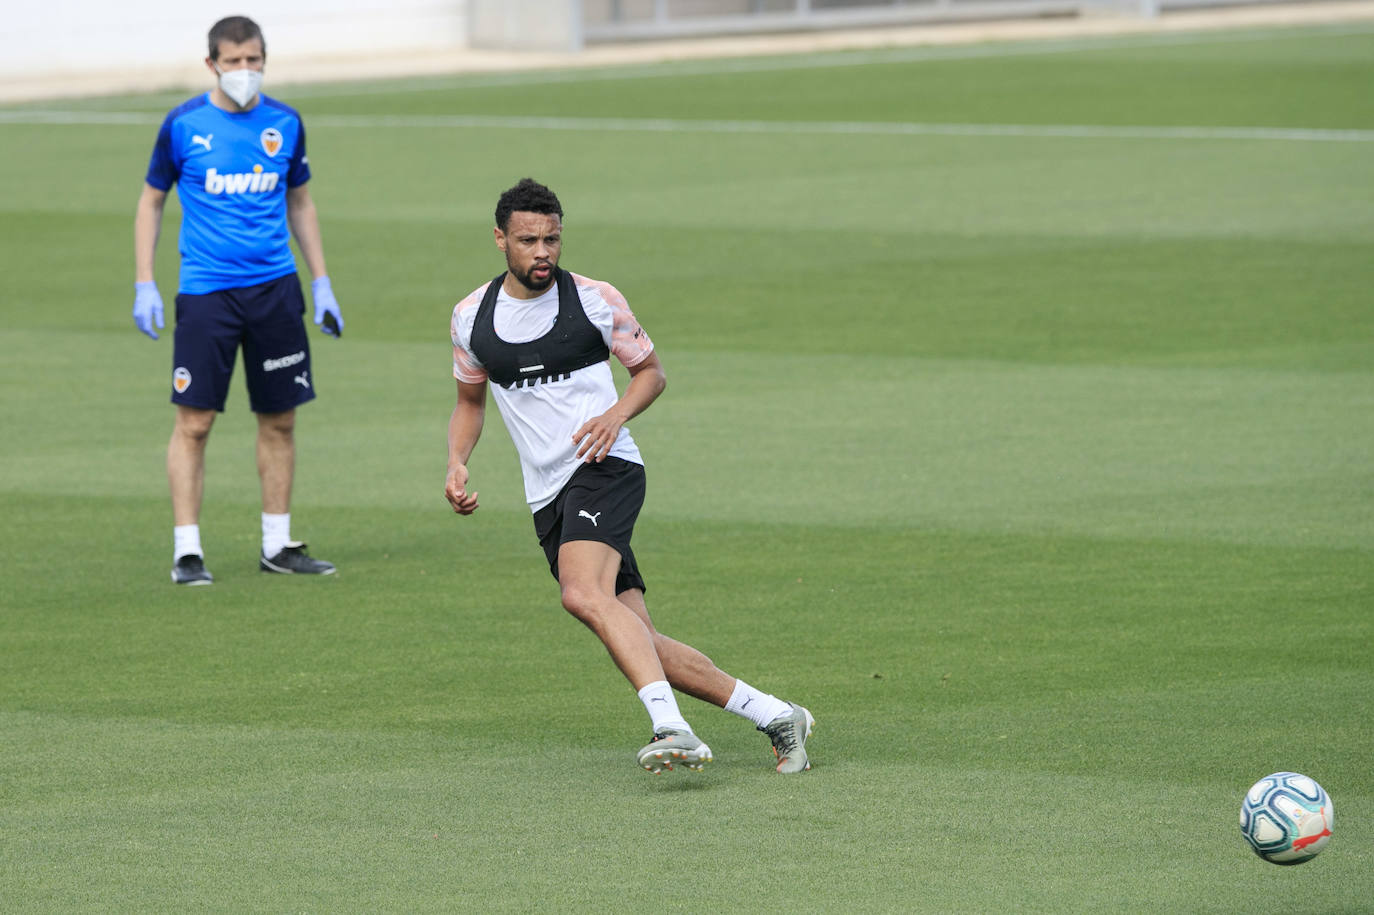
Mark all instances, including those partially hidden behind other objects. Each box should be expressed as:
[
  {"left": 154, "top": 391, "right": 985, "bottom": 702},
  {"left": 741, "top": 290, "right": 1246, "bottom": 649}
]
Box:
[
  {"left": 168, "top": 405, "right": 216, "bottom": 584},
  {"left": 615, "top": 587, "right": 735, "bottom": 707},
  {"left": 618, "top": 586, "right": 815, "bottom": 773},
  {"left": 557, "top": 539, "right": 666, "bottom": 689},
  {"left": 169, "top": 405, "right": 216, "bottom": 525},
  {"left": 255, "top": 408, "right": 334, "bottom": 574},
  {"left": 256, "top": 408, "right": 295, "bottom": 515},
  {"left": 557, "top": 540, "right": 713, "bottom": 773}
]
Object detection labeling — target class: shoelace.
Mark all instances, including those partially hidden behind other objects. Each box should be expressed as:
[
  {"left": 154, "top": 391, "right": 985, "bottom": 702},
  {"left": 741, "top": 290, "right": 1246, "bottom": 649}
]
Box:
[{"left": 766, "top": 720, "right": 798, "bottom": 755}]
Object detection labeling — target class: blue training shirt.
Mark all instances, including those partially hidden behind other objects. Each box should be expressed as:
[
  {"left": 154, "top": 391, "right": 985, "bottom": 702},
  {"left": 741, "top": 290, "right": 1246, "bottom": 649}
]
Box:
[{"left": 146, "top": 93, "right": 311, "bottom": 295}]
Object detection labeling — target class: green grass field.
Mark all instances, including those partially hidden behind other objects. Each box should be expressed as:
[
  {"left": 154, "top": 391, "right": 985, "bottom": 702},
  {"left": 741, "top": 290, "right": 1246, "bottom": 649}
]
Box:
[{"left": 2, "top": 20, "right": 1372, "bottom": 912}]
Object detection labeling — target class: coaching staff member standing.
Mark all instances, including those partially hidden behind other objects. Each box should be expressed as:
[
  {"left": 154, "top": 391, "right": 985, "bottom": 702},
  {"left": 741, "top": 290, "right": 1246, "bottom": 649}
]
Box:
[
  {"left": 445, "top": 178, "right": 814, "bottom": 774},
  {"left": 133, "top": 16, "right": 340, "bottom": 585}
]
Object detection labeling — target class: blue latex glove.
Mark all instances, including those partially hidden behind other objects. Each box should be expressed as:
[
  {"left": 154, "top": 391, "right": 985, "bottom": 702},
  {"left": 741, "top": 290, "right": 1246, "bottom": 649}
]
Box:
[
  {"left": 311, "top": 276, "right": 344, "bottom": 337},
  {"left": 133, "top": 281, "right": 165, "bottom": 340}
]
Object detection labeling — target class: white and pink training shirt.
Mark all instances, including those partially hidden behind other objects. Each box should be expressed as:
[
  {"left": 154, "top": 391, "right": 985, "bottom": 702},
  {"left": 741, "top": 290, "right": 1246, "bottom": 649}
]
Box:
[{"left": 451, "top": 272, "right": 655, "bottom": 511}]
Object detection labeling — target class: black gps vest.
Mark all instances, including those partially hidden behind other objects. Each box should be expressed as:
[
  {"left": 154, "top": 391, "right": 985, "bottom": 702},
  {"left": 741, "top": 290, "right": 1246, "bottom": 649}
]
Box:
[{"left": 468, "top": 268, "right": 610, "bottom": 389}]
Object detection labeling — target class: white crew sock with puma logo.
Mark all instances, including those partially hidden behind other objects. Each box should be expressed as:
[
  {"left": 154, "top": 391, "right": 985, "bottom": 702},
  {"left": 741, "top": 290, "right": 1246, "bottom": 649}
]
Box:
[
  {"left": 725, "top": 679, "right": 791, "bottom": 729},
  {"left": 638, "top": 680, "right": 691, "bottom": 733}
]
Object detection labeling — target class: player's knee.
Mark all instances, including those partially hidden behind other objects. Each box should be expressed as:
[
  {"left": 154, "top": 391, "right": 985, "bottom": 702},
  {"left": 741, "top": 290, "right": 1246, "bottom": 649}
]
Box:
[
  {"left": 173, "top": 408, "right": 215, "bottom": 441},
  {"left": 559, "top": 581, "right": 604, "bottom": 623},
  {"left": 258, "top": 409, "right": 295, "bottom": 433}
]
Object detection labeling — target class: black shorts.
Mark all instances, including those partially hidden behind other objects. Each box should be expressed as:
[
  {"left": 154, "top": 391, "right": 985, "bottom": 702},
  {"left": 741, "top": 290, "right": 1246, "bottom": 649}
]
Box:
[
  {"left": 533, "top": 456, "right": 647, "bottom": 595},
  {"left": 171, "top": 272, "right": 315, "bottom": 413}
]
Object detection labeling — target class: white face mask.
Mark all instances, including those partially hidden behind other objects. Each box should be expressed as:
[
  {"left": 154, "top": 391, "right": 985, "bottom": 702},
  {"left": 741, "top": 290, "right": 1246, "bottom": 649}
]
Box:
[{"left": 216, "top": 67, "right": 263, "bottom": 107}]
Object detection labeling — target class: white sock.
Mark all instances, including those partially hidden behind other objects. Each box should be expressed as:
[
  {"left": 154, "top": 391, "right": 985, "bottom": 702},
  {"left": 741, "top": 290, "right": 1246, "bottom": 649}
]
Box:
[
  {"left": 173, "top": 524, "right": 203, "bottom": 561},
  {"left": 262, "top": 512, "right": 291, "bottom": 558},
  {"left": 724, "top": 679, "right": 791, "bottom": 729},
  {"left": 637, "top": 680, "right": 692, "bottom": 734}
]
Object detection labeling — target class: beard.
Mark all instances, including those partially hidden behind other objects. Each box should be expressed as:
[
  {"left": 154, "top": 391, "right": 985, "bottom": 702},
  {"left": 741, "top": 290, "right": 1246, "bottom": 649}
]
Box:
[{"left": 508, "top": 258, "right": 556, "bottom": 293}]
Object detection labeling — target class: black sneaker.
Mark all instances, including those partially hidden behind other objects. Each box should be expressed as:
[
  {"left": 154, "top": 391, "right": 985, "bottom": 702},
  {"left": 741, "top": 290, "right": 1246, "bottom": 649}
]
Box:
[
  {"left": 260, "top": 541, "right": 336, "bottom": 575},
  {"left": 171, "top": 554, "right": 214, "bottom": 586}
]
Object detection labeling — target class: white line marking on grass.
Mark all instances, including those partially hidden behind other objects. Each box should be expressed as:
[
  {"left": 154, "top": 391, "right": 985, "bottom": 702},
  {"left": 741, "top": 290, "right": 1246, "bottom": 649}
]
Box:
[
  {"left": 0, "top": 110, "right": 162, "bottom": 125},
  {"left": 4, "top": 109, "right": 1368, "bottom": 143},
  {"left": 271, "top": 21, "right": 1374, "bottom": 97},
  {"left": 5, "top": 20, "right": 1371, "bottom": 108},
  {"left": 326, "top": 22, "right": 1374, "bottom": 96},
  {"left": 312, "top": 115, "right": 1374, "bottom": 144}
]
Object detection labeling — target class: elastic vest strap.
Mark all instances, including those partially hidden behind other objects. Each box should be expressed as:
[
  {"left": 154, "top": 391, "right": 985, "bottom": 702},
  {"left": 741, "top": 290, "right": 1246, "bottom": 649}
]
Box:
[{"left": 469, "top": 268, "right": 610, "bottom": 388}]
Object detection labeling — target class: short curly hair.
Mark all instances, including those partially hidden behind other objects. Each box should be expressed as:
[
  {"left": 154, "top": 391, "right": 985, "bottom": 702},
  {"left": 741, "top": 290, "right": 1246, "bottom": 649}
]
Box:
[{"left": 495, "top": 178, "right": 563, "bottom": 231}]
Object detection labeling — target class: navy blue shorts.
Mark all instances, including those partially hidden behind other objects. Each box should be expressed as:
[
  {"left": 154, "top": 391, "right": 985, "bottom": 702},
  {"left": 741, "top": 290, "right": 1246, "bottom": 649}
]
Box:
[
  {"left": 171, "top": 272, "right": 315, "bottom": 413},
  {"left": 533, "top": 457, "right": 648, "bottom": 596}
]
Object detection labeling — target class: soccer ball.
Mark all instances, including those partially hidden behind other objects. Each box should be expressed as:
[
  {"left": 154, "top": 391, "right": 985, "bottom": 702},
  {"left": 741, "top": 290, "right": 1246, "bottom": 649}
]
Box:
[{"left": 1239, "top": 772, "right": 1333, "bottom": 865}]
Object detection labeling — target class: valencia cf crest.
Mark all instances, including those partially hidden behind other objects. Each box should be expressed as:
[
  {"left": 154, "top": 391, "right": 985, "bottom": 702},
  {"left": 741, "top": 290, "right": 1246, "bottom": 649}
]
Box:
[
  {"left": 173, "top": 366, "right": 193, "bottom": 393},
  {"left": 260, "top": 127, "right": 283, "bottom": 156}
]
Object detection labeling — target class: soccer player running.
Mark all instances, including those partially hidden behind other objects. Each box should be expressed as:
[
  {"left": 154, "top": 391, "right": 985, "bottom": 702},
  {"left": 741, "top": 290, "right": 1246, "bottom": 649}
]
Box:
[
  {"left": 445, "top": 178, "right": 814, "bottom": 774},
  {"left": 133, "top": 16, "right": 341, "bottom": 585}
]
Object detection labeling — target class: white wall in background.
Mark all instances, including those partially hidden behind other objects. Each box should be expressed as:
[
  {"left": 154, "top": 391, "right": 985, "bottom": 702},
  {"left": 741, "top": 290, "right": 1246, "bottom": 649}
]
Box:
[{"left": 4, "top": 0, "right": 471, "bottom": 79}]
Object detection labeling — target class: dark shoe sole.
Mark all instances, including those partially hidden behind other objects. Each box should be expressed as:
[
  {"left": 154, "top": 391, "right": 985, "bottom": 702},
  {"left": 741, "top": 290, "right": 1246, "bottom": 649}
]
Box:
[{"left": 260, "top": 558, "right": 336, "bottom": 575}]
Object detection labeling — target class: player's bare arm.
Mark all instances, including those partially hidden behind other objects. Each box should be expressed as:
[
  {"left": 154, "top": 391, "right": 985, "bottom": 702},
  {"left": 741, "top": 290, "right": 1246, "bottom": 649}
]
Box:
[
  {"left": 446, "top": 378, "right": 487, "bottom": 513},
  {"left": 573, "top": 351, "right": 666, "bottom": 463},
  {"left": 134, "top": 183, "right": 168, "bottom": 283},
  {"left": 285, "top": 184, "right": 328, "bottom": 279}
]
